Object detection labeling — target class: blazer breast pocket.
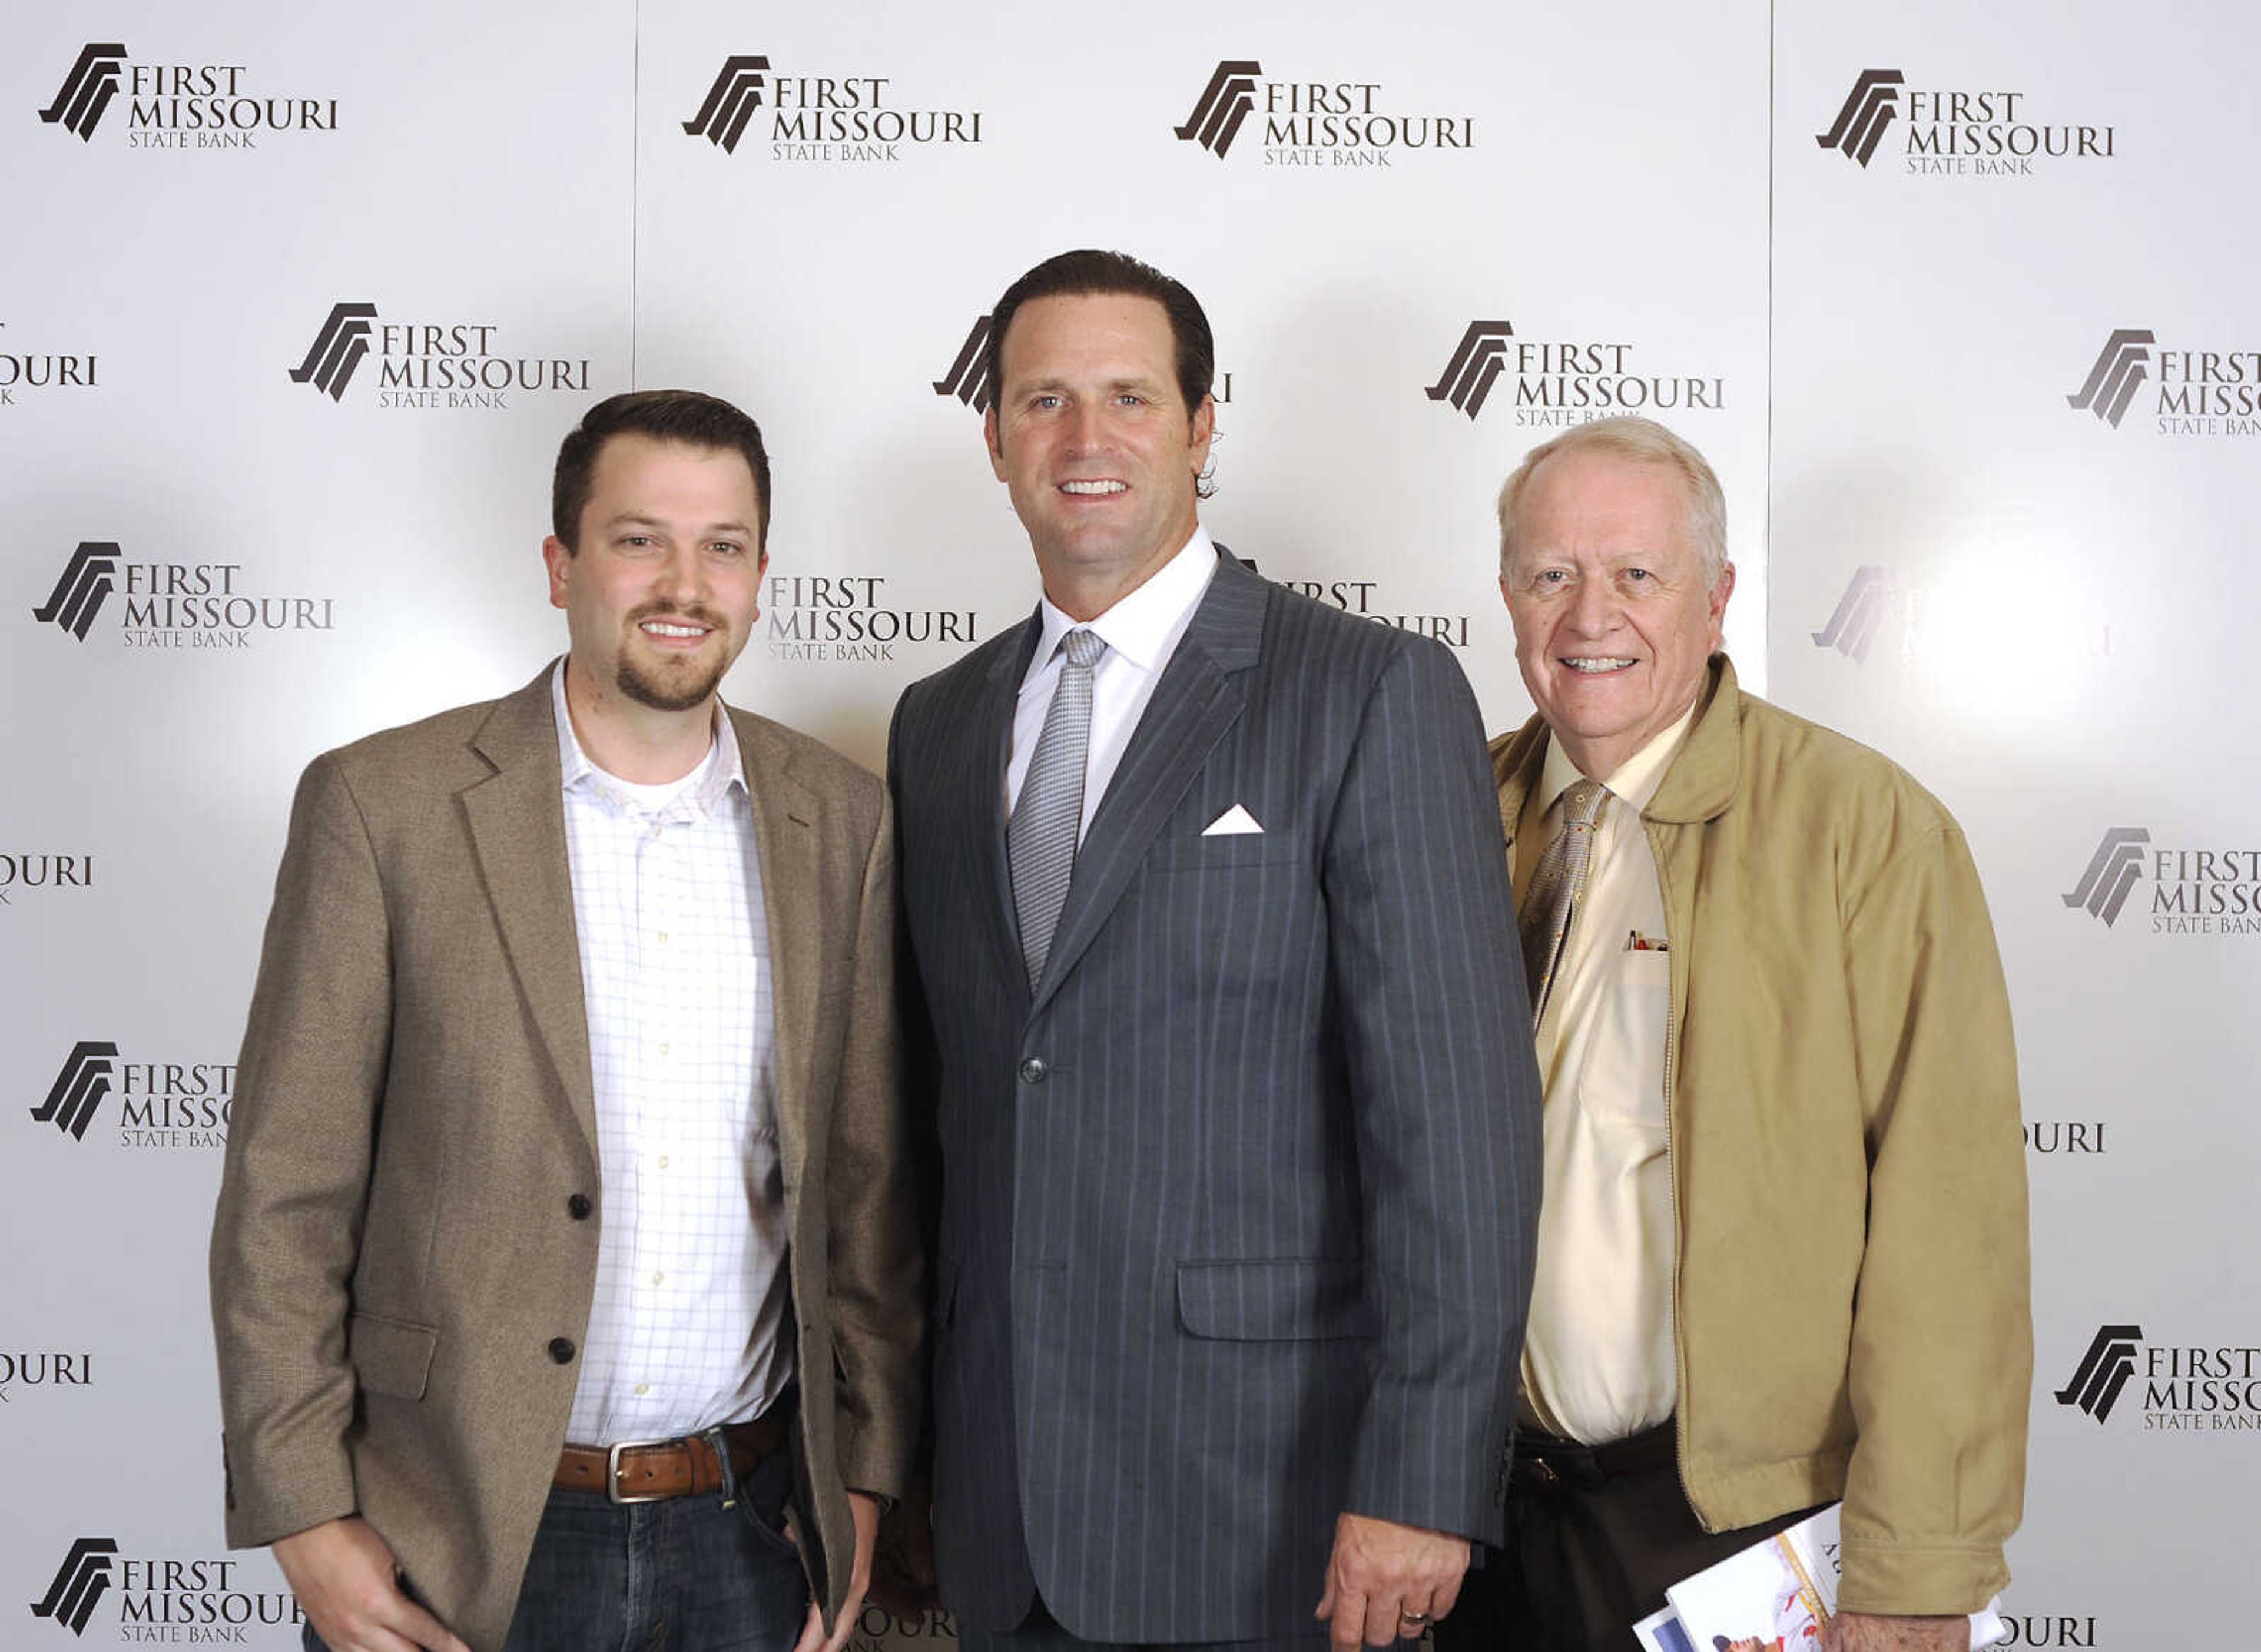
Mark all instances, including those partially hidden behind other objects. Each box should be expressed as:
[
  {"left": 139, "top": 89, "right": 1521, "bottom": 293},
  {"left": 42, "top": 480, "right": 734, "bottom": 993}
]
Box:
[
  {"left": 347, "top": 1311, "right": 439, "bottom": 1402},
  {"left": 1142, "top": 828, "right": 1308, "bottom": 874},
  {"left": 1175, "top": 1258, "right": 1377, "bottom": 1342}
]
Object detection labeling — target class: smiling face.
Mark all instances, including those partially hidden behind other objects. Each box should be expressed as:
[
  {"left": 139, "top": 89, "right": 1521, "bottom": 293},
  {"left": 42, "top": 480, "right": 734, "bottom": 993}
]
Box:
[
  {"left": 1500, "top": 447, "right": 1733, "bottom": 780},
  {"left": 542, "top": 432, "right": 767, "bottom": 716},
  {"left": 985, "top": 291, "right": 1214, "bottom": 619}
]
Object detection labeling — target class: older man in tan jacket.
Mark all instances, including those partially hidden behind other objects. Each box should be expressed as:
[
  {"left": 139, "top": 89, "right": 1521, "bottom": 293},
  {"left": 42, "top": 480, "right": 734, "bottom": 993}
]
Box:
[
  {"left": 210, "top": 390, "right": 921, "bottom": 1652},
  {"left": 1437, "top": 417, "right": 2029, "bottom": 1652}
]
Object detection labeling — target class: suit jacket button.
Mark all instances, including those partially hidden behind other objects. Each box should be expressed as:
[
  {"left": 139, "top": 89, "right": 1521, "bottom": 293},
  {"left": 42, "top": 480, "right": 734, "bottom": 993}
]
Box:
[
  {"left": 567, "top": 1193, "right": 593, "bottom": 1220},
  {"left": 1018, "top": 1057, "right": 1048, "bottom": 1084},
  {"left": 548, "top": 1337, "right": 576, "bottom": 1364}
]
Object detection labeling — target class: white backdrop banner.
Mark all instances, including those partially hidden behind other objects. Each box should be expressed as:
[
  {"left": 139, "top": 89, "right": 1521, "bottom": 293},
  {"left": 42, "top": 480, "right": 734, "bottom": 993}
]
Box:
[{"left": 2, "top": 1, "right": 2237, "bottom": 1649}]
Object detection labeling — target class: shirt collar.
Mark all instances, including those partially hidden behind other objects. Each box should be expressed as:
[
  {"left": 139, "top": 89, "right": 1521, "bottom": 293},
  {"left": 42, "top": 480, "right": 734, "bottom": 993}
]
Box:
[
  {"left": 1537, "top": 699, "right": 1699, "bottom": 818},
  {"left": 1022, "top": 526, "right": 1217, "bottom": 692},
  {"left": 551, "top": 656, "right": 747, "bottom": 820}
]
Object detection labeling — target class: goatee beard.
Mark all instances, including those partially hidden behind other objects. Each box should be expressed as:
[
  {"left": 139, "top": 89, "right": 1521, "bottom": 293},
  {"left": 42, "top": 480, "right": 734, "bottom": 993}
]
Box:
[
  {"left": 618, "top": 606, "right": 731, "bottom": 711},
  {"left": 617, "top": 655, "right": 725, "bottom": 712}
]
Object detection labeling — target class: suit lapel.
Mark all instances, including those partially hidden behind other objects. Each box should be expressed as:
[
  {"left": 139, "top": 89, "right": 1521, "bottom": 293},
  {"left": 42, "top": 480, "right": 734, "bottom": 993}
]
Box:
[
  {"left": 1030, "top": 555, "right": 1267, "bottom": 1013},
  {"left": 465, "top": 669, "right": 598, "bottom": 1162},
  {"left": 977, "top": 616, "right": 1044, "bottom": 999},
  {"left": 736, "top": 711, "right": 820, "bottom": 1194}
]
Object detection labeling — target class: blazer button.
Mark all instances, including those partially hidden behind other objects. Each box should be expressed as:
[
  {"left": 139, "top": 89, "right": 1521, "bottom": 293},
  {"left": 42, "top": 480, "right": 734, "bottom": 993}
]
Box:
[
  {"left": 548, "top": 1337, "right": 576, "bottom": 1364},
  {"left": 566, "top": 1193, "right": 593, "bottom": 1220},
  {"left": 1018, "top": 1057, "right": 1048, "bottom": 1084}
]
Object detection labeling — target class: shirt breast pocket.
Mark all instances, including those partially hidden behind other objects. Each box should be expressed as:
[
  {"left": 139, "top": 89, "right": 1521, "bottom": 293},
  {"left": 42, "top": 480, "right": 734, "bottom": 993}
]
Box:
[{"left": 1573, "top": 947, "right": 1672, "bottom": 1130}]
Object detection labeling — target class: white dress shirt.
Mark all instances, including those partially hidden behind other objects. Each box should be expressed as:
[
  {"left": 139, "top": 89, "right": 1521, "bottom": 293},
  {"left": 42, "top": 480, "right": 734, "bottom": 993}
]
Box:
[
  {"left": 551, "top": 662, "right": 790, "bottom": 1445},
  {"left": 1005, "top": 528, "right": 1219, "bottom": 835},
  {"left": 1514, "top": 704, "right": 1695, "bottom": 1445}
]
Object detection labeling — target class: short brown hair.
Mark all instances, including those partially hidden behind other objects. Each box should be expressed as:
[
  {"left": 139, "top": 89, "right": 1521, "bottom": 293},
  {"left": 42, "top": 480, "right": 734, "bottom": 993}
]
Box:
[{"left": 552, "top": 390, "right": 773, "bottom": 552}]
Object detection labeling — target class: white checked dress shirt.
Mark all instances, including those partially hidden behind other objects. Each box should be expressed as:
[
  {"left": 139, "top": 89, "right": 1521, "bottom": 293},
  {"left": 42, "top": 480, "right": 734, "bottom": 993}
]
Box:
[
  {"left": 1006, "top": 527, "right": 1218, "bottom": 831},
  {"left": 551, "top": 662, "right": 789, "bottom": 1445},
  {"left": 1513, "top": 705, "right": 1694, "bottom": 1445}
]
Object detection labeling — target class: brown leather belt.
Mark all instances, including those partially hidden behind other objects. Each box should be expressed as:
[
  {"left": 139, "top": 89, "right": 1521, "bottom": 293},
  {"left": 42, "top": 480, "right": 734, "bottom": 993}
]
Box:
[{"left": 555, "top": 1415, "right": 786, "bottom": 1504}]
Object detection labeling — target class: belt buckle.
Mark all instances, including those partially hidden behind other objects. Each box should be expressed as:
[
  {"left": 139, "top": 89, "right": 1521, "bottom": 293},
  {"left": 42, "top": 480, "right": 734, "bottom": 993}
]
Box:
[{"left": 605, "top": 1436, "right": 681, "bottom": 1505}]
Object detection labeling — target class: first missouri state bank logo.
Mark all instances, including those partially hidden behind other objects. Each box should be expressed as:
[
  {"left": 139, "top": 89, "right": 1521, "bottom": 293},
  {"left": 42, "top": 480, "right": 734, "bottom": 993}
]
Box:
[
  {"left": 684, "top": 55, "right": 771, "bottom": 152},
  {"left": 682, "top": 53, "right": 981, "bottom": 162},
  {"left": 35, "top": 42, "right": 339, "bottom": 148},
  {"left": 29, "top": 1041, "right": 118, "bottom": 1142},
  {"left": 931, "top": 316, "right": 996, "bottom": 413},
  {"left": 2067, "top": 330, "right": 2154, "bottom": 429},
  {"left": 1810, "top": 567, "right": 1897, "bottom": 664},
  {"left": 1815, "top": 69, "right": 1902, "bottom": 167},
  {"left": 2063, "top": 828, "right": 2149, "bottom": 928},
  {"left": 2056, "top": 1326, "right": 2142, "bottom": 1423},
  {"left": 2067, "top": 326, "right": 2261, "bottom": 436},
  {"left": 288, "top": 301, "right": 376, "bottom": 400},
  {"left": 2055, "top": 1324, "right": 2261, "bottom": 1431},
  {"left": 1171, "top": 58, "right": 1474, "bottom": 165},
  {"left": 1425, "top": 320, "right": 1726, "bottom": 426},
  {"left": 30, "top": 542, "right": 119, "bottom": 641},
  {"left": 287, "top": 300, "right": 591, "bottom": 409},
  {"left": 29, "top": 1538, "right": 117, "bottom": 1637},
  {"left": 25, "top": 1041, "right": 236, "bottom": 1149},
  {"left": 1815, "top": 66, "right": 2113, "bottom": 176},
  {"left": 2065, "top": 827, "right": 2261, "bottom": 935},
  {"left": 37, "top": 44, "right": 124, "bottom": 140},
  {"left": 25, "top": 1536, "right": 297, "bottom": 1640},
  {"left": 1175, "top": 61, "right": 1263, "bottom": 155}
]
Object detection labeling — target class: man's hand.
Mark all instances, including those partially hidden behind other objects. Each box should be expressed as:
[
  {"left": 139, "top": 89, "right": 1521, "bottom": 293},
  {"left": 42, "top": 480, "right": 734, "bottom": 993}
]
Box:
[
  {"left": 1821, "top": 1612, "right": 1969, "bottom": 1652},
  {"left": 792, "top": 1491, "right": 882, "bottom": 1652},
  {"left": 1314, "top": 1511, "right": 1469, "bottom": 1652},
  {"left": 867, "top": 1475, "right": 938, "bottom": 1618},
  {"left": 271, "top": 1517, "right": 468, "bottom": 1652}
]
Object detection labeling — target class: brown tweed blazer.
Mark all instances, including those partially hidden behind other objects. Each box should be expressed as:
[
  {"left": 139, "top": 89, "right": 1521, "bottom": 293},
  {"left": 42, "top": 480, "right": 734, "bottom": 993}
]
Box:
[{"left": 209, "top": 665, "right": 920, "bottom": 1652}]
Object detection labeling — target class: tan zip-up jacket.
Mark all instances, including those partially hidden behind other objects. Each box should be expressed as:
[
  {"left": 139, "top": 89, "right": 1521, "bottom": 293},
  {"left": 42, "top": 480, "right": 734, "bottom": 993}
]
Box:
[{"left": 1491, "top": 655, "right": 2030, "bottom": 1614}]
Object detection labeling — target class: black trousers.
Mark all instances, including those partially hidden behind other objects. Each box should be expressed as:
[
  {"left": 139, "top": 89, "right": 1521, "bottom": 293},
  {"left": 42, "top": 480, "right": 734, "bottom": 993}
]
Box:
[{"left": 1437, "top": 1424, "right": 1819, "bottom": 1652}]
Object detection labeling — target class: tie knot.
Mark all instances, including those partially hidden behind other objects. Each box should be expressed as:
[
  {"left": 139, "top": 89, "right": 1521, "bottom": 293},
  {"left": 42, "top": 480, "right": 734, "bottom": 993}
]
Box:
[
  {"left": 1060, "top": 628, "right": 1105, "bottom": 670},
  {"left": 1560, "top": 777, "right": 1608, "bottom": 828}
]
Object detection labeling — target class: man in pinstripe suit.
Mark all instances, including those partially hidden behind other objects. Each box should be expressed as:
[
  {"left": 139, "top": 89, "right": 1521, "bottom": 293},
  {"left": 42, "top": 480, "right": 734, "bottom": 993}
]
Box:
[{"left": 890, "top": 250, "right": 1543, "bottom": 1652}]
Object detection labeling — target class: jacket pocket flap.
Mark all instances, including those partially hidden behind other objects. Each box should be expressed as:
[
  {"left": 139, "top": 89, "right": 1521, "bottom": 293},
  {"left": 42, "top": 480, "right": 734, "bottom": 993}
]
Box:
[
  {"left": 1176, "top": 1259, "right": 1375, "bottom": 1341},
  {"left": 347, "top": 1312, "right": 438, "bottom": 1401}
]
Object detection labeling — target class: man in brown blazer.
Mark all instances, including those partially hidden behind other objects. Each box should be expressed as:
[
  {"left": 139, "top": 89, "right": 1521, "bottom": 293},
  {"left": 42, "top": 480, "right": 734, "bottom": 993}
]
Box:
[{"left": 209, "top": 390, "right": 921, "bottom": 1652}]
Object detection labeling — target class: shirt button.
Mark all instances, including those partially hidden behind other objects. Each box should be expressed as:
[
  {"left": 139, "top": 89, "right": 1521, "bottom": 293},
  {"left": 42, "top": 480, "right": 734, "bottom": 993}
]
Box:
[
  {"left": 547, "top": 1338, "right": 576, "bottom": 1365},
  {"left": 657, "top": 1155, "right": 669, "bottom": 1170},
  {"left": 656, "top": 930, "right": 669, "bottom": 944},
  {"left": 651, "top": 1272, "right": 665, "bottom": 1286},
  {"left": 658, "top": 1042, "right": 671, "bottom": 1057},
  {"left": 1019, "top": 1057, "right": 1048, "bottom": 1084},
  {"left": 635, "top": 1383, "right": 651, "bottom": 1396},
  {"left": 566, "top": 1193, "right": 592, "bottom": 1220}
]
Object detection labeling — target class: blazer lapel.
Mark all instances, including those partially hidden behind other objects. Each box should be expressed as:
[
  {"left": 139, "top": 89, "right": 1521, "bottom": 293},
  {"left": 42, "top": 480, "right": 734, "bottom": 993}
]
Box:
[
  {"left": 1030, "top": 554, "right": 1266, "bottom": 1013},
  {"left": 735, "top": 711, "right": 820, "bottom": 1195},
  {"left": 979, "top": 616, "right": 1045, "bottom": 998},
  {"left": 464, "top": 669, "right": 598, "bottom": 1162}
]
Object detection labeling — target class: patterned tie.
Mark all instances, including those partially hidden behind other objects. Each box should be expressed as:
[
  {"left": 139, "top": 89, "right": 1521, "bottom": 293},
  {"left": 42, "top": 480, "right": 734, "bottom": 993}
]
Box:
[
  {"left": 1009, "top": 628, "right": 1107, "bottom": 990},
  {"left": 1518, "top": 777, "right": 1609, "bottom": 1024}
]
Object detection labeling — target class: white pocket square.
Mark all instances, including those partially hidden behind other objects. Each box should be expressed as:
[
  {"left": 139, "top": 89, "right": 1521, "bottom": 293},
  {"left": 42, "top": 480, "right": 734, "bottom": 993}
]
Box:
[{"left": 1202, "top": 804, "right": 1265, "bottom": 837}]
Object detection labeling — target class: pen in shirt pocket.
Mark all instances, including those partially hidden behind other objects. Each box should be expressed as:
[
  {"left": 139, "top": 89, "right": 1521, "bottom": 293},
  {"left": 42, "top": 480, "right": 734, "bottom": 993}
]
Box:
[{"left": 1625, "top": 930, "right": 1669, "bottom": 952}]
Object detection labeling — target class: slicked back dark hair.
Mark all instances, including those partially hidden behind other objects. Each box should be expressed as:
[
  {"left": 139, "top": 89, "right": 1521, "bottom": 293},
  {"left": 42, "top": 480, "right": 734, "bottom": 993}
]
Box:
[
  {"left": 984, "top": 248, "right": 1216, "bottom": 421},
  {"left": 552, "top": 389, "right": 772, "bottom": 552}
]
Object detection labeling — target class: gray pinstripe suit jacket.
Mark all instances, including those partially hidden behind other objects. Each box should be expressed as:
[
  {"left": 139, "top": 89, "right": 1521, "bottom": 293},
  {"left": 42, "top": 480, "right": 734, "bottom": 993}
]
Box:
[{"left": 890, "top": 551, "right": 1541, "bottom": 1642}]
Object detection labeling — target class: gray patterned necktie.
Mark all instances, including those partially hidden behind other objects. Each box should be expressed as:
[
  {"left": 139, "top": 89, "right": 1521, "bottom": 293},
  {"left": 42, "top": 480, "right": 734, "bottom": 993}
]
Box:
[
  {"left": 1519, "top": 777, "right": 1609, "bottom": 1025},
  {"left": 1010, "top": 628, "right": 1107, "bottom": 990}
]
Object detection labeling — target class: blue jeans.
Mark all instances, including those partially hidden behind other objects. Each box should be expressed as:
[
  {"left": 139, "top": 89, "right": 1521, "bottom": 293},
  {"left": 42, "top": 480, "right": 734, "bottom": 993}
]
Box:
[{"left": 306, "top": 1444, "right": 808, "bottom": 1652}]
